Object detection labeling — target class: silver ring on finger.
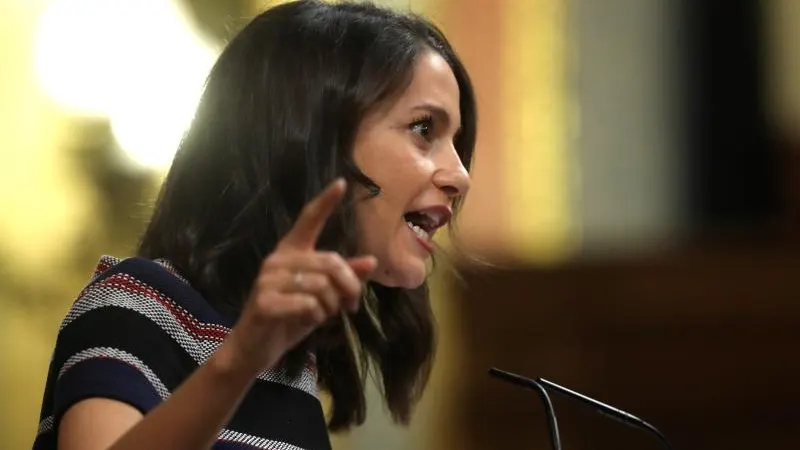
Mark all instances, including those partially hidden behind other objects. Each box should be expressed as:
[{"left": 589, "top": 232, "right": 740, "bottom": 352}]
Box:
[{"left": 292, "top": 271, "right": 305, "bottom": 290}]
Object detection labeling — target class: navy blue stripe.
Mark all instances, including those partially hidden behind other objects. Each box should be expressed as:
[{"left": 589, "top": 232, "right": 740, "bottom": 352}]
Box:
[
  {"left": 231, "top": 379, "right": 330, "bottom": 450},
  {"left": 32, "top": 433, "right": 54, "bottom": 450},
  {"left": 55, "top": 358, "right": 162, "bottom": 418},
  {"left": 37, "top": 350, "right": 59, "bottom": 423},
  {"left": 52, "top": 304, "right": 329, "bottom": 448},
  {"left": 53, "top": 306, "right": 195, "bottom": 393},
  {"left": 34, "top": 257, "right": 332, "bottom": 450},
  {"left": 33, "top": 360, "right": 160, "bottom": 450}
]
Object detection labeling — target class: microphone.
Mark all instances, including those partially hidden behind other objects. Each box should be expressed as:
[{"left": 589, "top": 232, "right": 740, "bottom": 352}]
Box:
[
  {"left": 488, "top": 368, "right": 562, "bottom": 450},
  {"left": 489, "top": 367, "right": 673, "bottom": 450}
]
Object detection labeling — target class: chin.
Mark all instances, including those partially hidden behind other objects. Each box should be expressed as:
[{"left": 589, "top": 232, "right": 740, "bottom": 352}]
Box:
[{"left": 371, "top": 262, "right": 427, "bottom": 289}]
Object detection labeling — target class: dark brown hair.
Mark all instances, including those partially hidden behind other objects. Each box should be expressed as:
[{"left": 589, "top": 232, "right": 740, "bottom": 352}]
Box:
[{"left": 138, "top": 0, "right": 476, "bottom": 431}]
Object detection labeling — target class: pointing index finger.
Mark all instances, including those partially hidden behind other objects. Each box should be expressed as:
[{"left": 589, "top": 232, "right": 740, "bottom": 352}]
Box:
[{"left": 279, "top": 178, "right": 346, "bottom": 250}]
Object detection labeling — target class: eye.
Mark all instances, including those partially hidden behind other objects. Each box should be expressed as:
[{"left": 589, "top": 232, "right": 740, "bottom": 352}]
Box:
[{"left": 409, "top": 114, "right": 434, "bottom": 141}]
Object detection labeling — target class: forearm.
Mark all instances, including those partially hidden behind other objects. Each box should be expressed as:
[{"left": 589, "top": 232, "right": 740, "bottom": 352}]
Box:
[{"left": 107, "top": 340, "right": 257, "bottom": 450}]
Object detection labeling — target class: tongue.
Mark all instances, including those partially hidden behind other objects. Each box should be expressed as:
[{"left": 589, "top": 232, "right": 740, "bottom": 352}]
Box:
[{"left": 404, "top": 212, "right": 427, "bottom": 228}]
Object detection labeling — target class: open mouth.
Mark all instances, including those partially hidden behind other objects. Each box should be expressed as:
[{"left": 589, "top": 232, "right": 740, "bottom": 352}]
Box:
[{"left": 403, "top": 206, "right": 452, "bottom": 242}]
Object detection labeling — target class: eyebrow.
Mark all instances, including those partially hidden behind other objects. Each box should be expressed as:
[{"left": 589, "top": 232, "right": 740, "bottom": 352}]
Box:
[{"left": 410, "top": 103, "right": 462, "bottom": 134}]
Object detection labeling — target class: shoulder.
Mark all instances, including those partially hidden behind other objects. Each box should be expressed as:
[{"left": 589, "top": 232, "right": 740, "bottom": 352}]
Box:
[
  {"left": 55, "top": 256, "right": 234, "bottom": 377},
  {"left": 54, "top": 256, "right": 212, "bottom": 379},
  {"left": 67, "top": 255, "right": 234, "bottom": 333},
  {"left": 36, "top": 257, "right": 228, "bottom": 437},
  {"left": 32, "top": 256, "right": 226, "bottom": 448}
]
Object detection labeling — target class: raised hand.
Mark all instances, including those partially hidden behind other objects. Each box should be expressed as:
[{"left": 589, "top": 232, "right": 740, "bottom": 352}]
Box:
[{"left": 227, "top": 179, "right": 377, "bottom": 374}]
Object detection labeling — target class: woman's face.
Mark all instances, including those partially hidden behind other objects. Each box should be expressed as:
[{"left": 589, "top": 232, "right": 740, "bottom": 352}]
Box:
[{"left": 352, "top": 50, "right": 470, "bottom": 289}]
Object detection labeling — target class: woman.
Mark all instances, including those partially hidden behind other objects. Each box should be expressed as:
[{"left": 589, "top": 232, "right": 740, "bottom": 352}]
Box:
[{"left": 33, "top": 1, "right": 475, "bottom": 449}]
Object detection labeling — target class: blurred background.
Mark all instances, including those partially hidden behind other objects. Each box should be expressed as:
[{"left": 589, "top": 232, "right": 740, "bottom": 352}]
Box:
[{"left": 2, "top": 0, "right": 799, "bottom": 448}]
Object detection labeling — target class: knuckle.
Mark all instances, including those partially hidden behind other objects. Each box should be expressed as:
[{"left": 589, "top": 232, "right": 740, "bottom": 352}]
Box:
[
  {"left": 317, "top": 286, "right": 335, "bottom": 304},
  {"left": 320, "top": 252, "right": 343, "bottom": 269},
  {"left": 254, "top": 274, "right": 273, "bottom": 291},
  {"left": 310, "top": 306, "right": 327, "bottom": 324},
  {"left": 298, "top": 294, "right": 317, "bottom": 313},
  {"left": 300, "top": 273, "right": 323, "bottom": 293},
  {"left": 326, "top": 292, "right": 341, "bottom": 311},
  {"left": 344, "top": 286, "right": 360, "bottom": 301},
  {"left": 255, "top": 269, "right": 286, "bottom": 290},
  {"left": 298, "top": 296, "right": 324, "bottom": 322},
  {"left": 350, "top": 281, "right": 364, "bottom": 298},
  {"left": 251, "top": 293, "right": 275, "bottom": 318},
  {"left": 262, "top": 253, "right": 284, "bottom": 269},
  {"left": 314, "top": 274, "right": 332, "bottom": 290}
]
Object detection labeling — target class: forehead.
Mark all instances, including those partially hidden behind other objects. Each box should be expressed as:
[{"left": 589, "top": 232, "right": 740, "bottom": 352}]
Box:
[{"left": 386, "top": 51, "right": 461, "bottom": 122}]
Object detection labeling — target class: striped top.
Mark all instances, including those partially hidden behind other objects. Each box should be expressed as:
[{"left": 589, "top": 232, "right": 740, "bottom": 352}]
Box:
[{"left": 33, "top": 256, "right": 331, "bottom": 450}]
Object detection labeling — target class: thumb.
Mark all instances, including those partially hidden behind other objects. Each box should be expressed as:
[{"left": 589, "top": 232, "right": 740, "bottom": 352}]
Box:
[{"left": 347, "top": 256, "right": 377, "bottom": 280}]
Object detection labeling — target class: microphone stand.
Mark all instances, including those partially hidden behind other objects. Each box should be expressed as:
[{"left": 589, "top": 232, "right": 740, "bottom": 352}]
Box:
[
  {"left": 489, "top": 367, "right": 674, "bottom": 450},
  {"left": 488, "top": 368, "right": 562, "bottom": 450}
]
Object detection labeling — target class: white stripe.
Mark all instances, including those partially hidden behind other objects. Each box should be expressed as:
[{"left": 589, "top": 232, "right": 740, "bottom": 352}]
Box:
[
  {"left": 218, "top": 429, "right": 307, "bottom": 450},
  {"left": 37, "top": 347, "right": 171, "bottom": 438},
  {"left": 61, "top": 273, "right": 318, "bottom": 397},
  {"left": 36, "top": 416, "right": 54, "bottom": 435},
  {"left": 59, "top": 346, "right": 171, "bottom": 400}
]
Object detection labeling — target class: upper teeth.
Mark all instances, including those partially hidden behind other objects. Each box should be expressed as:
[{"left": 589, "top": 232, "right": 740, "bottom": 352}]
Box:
[{"left": 407, "top": 222, "right": 429, "bottom": 240}]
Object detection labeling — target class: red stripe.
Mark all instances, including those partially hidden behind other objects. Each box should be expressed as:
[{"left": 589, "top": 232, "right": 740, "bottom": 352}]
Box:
[
  {"left": 96, "top": 260, "right": 113, "bottom": 273},
  {"left": 95, "top": 274, "right": 230, "bottom": 342},
  {"left": 86, "top": 273, "right": 318, "bottom": 371}
]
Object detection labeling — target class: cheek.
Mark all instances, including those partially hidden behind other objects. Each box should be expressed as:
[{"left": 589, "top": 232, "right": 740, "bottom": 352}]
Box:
[
  {"left": 353, "top": 198, "right": 390, "bottom": 252},
  {"left": 372, "top": 155, "right": 435, "bottom": 196},
  {"left": 354, "top": 131, "right": 421, "bottom": 182},
  {"left": 353, "top": 199, "right": 411, "bottom": 267}
]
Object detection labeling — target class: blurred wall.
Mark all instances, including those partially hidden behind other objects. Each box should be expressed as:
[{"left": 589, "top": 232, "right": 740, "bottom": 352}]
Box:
[
  {"left": 767, "top": 0, "right": 800, "bottom": 133},
  {"left": 573, "top": 0, "right": 685, "bottom": 256},
  {"left": 3, "top": 0, "right": 799, "bottom": 449},
  {"left": 0, "top": 2, "right": 96, "bottom": 448}
]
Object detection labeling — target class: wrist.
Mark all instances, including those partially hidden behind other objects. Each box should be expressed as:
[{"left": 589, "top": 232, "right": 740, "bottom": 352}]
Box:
[
  {"left": 214, "top": 327, "right": 280, "bottom": 381},
  {"left": 210, "top": 335, "right": 263, "bottom": 387}
]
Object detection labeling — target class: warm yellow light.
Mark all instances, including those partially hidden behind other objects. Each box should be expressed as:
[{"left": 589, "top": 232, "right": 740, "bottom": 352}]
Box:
[
  {"left": 108, "top": 0, "right": 217, "bottom": 172},
  {"left": 501, "top": 0, "right": 577, "bottom": 263},
  {"left": 33, "top": 0, "right": 120, "bottom": 116},
  {"left": 33, "top": 0, "right": 218, "bottom": 171}
]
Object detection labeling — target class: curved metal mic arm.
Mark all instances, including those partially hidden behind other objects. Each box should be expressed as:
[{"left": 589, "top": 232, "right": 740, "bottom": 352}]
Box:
[
  {"left": 536, "top": 377, "right": 673, "bottom": 450},
  {"left": 489, "top": 368, "right": 674, "bottom": 450},
  {"left": 488, "top": 368, "right": 562, "bottom": 450}
]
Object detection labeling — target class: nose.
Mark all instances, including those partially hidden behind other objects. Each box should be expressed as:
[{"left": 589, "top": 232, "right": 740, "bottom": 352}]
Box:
[{"left": 432, "top": 145, "right": 471, "bottom": 199}]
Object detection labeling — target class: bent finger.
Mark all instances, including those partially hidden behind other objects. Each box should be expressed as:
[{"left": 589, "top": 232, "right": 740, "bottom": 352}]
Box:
[{"left": 265, "top": 251, "right": 363, "bottom": 300}]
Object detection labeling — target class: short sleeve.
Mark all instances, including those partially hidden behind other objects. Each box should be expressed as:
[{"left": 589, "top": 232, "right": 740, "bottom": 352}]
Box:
[
  {"left": 51, "top": 305, "right": 169, "bottom": 417},
  {"left": 41, "top": 276, "right": 193, "bottom": 440},
  {"left": 33, "top": 258, "right": 221, "bottom": 450}
]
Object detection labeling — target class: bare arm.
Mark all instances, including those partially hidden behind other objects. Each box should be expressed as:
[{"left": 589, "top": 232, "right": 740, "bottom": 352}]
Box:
[{"left": 58, "top": 339, "right": 254, "bottom": 450}]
